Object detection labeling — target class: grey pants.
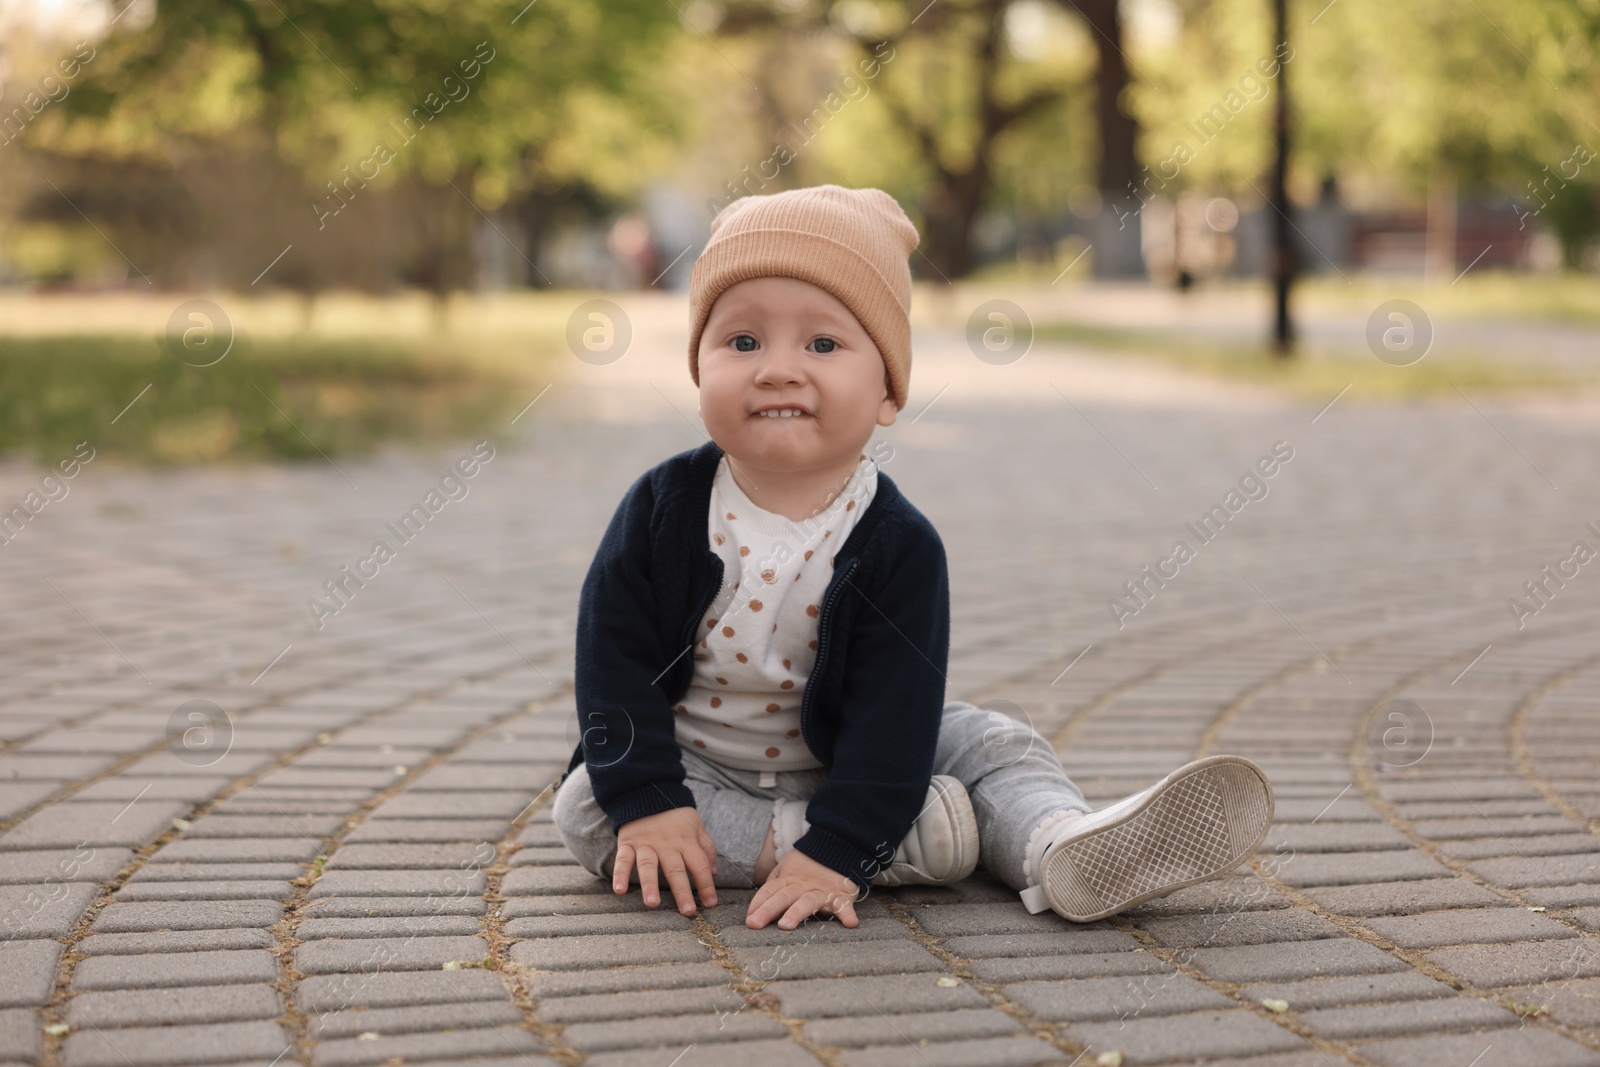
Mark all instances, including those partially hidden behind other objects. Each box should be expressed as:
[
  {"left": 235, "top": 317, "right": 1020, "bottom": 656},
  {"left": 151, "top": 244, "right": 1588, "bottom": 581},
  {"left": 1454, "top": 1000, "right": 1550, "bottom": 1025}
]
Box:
[{"left": 551, "top": 699, "right": 1089, "bottom": 893}]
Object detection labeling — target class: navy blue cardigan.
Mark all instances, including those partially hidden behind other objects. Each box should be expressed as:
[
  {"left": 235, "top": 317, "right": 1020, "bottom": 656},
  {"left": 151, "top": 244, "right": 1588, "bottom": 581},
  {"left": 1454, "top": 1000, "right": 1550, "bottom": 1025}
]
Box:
[{"left": 561, "top": 438, "right": 951, "bottom": 895}]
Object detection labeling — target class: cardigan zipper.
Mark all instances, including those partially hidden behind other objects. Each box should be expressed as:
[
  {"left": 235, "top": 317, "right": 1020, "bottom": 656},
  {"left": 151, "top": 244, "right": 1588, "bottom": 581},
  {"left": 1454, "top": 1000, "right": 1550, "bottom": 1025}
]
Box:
[{"left": 799, "top": 557, "right": 859, "bottom": 756}]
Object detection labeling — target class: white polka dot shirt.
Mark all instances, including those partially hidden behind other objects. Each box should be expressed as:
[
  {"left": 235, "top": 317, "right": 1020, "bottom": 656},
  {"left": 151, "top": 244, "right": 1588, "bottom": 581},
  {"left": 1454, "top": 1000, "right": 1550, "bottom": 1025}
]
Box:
[{"left": 673, "top": 451, "right": 879, "bottom": 772}]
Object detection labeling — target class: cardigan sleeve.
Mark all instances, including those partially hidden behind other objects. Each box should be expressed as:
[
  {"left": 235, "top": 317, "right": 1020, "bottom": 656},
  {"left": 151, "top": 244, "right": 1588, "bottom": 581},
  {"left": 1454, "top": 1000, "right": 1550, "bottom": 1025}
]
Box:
[
  {"left": 791, "top": 513, "right": 951, "bottom": 894},
  {"left": 573, "top": 471, "right": 699, "bottom": 830}
]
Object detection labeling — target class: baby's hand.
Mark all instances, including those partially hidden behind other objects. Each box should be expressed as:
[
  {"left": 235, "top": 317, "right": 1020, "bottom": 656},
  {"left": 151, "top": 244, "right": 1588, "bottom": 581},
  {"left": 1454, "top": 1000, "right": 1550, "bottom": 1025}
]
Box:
[
  {"left": 613, "top": 807, "right": 719, "bottom": 915},
  {"left": 747, "top": 846, "right": 859, "bottom": 930}
]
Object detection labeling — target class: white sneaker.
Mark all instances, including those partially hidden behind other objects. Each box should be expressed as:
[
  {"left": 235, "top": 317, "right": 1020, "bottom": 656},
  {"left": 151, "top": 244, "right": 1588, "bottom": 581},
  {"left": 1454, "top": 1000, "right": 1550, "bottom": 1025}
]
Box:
[
  {"left": 1018, "top": 755, "right": 1273, "bottom": 921},
  {"left": 870, "top": 775, "right": 980, "bottom": 887}
]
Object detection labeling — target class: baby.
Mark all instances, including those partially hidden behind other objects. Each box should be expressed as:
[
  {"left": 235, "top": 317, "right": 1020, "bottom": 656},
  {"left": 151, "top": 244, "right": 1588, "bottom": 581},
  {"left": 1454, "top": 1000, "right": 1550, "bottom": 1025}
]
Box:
[{"left": 552, "top": 184, "right": 1274, "bottom": 931}]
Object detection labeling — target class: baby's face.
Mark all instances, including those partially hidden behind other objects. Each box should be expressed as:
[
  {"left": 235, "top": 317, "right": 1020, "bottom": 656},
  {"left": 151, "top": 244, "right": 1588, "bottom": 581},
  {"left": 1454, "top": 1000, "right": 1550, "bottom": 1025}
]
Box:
[{"left": 697, "top": 276, "right": 897, "bottom": 476}]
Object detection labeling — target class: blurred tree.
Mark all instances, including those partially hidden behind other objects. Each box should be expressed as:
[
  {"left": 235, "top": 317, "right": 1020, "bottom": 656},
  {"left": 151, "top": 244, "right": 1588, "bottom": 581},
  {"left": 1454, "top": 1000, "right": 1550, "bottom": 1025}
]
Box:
[
  {"left": 1141, "top": 0, "right": 1600, "bottom": 266},
  {"left": 1066, "top": 0, "right": 1139, "bottom": 199},
  {"left": 713, "top": 0, "right": 1088, "bottom": 278},
  {"left": 15, "top": 0, "right": 690, "bottom": 301},
  {"left": 1054, "top": 0, "right": 1146, "bottom": 276}
]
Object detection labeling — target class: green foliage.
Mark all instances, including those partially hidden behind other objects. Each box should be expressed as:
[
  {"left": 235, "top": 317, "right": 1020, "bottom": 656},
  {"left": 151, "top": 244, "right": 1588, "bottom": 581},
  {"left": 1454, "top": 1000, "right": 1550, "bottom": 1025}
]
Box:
[
  {"left": 1540, "top": 181, "right": 1600, "bottom": 268},
  {"left": 38, "top": 0, "right": 690, "bottom": 207},
  {"left": 1122, "top": 0, "right": 1599, "bottom": 205}
]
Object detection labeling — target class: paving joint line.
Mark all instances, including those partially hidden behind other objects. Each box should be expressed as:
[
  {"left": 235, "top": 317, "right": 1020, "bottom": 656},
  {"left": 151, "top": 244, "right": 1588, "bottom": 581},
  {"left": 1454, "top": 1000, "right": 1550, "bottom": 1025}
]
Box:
[
  {"left": 1033, "top": 586, "right": 1488, "bottom": 754},
  {"left": 1507, "top": 649, "right": 1600, "bottom": 833},
  {"left": 1090, "top": 612, "right": 1600, "bottom": 1060},
  {"left": 883, "top": 897, "right": 1092, "bottom": 1062},
  {"left": 34, "top": 661, "right": 556, "bottom": 1067},
  {"left": 33, "top": 681, "right": 476, "bottom": 1067},
  {"left": 1279, "top": 626, "right": 1600, "bottom": 1054},
  {"left": 272, "top": 683, "right": 566, "bottom": 1067},
  {"left": 471, "top": 707, "right": 586, "bottom": 1067},
  {"left": 1129, "top": 618, "right": 1600, "bottom": 1056},
  {"left": 1106, "top": 914, "right": 1375, "bottom": 1066},
  {"left": 0, "top": 639, "right": 493, "bottom": 836},
  {"left": 676, "top": 909, "right": 846, "bottom": 1067},
  {"left": 1104, "top": 618, "right": 1403, "bottom": 1065}
]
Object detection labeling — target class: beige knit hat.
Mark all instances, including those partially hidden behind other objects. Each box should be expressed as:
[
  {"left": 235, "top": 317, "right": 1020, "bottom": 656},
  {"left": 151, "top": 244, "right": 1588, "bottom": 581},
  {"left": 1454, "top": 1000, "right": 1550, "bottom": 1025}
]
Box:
[{"left": 688, "top": 184, "right": 920, "bottom": 411}]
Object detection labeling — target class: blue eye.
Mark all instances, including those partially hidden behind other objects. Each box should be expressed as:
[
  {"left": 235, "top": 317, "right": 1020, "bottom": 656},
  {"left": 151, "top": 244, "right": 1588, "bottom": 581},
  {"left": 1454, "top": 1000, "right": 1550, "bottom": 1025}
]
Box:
[
  {"left": 810, "top": 337, "right": 836, "bottom": 353},
  {"left": 732, "top": 335, "right": 757, "bottom": 352}
]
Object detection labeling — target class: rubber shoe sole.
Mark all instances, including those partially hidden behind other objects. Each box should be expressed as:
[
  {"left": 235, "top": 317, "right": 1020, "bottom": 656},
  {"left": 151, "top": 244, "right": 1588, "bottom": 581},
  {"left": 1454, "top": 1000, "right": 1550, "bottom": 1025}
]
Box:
[
  {"left": 870, "top": 775, "right": 980, "bottom": 887},
  {"left": 1035, "top": 755, "right": 1273, "bottom": 921}
]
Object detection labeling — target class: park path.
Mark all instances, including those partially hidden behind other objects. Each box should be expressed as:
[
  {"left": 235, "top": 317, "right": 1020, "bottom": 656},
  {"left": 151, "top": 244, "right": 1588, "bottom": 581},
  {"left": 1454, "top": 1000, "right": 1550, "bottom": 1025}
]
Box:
[{"left": 1, "top": 292, "right": 1600, "bottom": 1066}]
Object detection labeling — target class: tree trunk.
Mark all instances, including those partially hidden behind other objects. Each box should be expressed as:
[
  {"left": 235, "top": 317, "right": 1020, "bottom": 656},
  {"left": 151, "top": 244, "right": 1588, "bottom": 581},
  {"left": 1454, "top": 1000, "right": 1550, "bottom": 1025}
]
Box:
[
  {"left": 1066, "top": 0, "right": 1145, "bottom": 277},
  {"left": 1072, "top": 0, "right": 1139, "bottom": 196},
  {"left": 922, "top": 170, "right": 990, "bottom": 279}
]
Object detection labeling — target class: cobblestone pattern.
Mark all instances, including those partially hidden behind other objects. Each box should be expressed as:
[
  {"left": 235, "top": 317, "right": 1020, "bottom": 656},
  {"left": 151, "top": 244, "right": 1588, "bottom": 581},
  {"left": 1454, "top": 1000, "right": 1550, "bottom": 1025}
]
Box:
[{"left": 1, "top": 361, "right": 1599, "bottom": 1067}]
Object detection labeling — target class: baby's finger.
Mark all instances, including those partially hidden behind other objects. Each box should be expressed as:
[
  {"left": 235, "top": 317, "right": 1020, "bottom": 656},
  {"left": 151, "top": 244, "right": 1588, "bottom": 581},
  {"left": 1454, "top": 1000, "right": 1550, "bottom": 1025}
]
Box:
[
  {"left": 746, "top": 879, "right": 775, "bottom": 922},
  {"left": 611, "top": 844, "right": 635, "bottom": 895},
  {"left": 746, "top": 881, "right": 794, "bottom": 928},
  {"left": 685, "top": 843, "right": 718, "bottom": 909},
  {"left": 696, "top": 829, "right": 719, "bottom": 879},
  {"left": 777, "top": 889, "right": 828, "bottom": 930},
  {"left": 661, "top": 856, "right": 698, "bottom": 916},
  {"left": 636, "top": 846, "right": 661, "bottom": 907},
  {"left": 822, "top": 889, "right": 859, "bottom": 928}
]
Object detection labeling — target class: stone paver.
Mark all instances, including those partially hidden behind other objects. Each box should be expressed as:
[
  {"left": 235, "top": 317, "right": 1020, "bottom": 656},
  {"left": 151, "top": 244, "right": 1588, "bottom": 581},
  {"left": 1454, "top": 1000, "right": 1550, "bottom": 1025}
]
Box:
[
  {"left": 3, "top": 297, "right": 1600, "bottom": 1064},
  {"left": 88, "top": 899, "right": 282, "bottom": 933},
  {"left": 61, "top": 1019, "right": 294, "bottom": 1067},
  {"left": 72, "top": 948, "right": 279, "bottom": 990},
  {"left": 0, "top": 940, "right": 63, "bottom": 1006},
  {"left": 65, "top": 983, "right": 284, "bottom": 1028}
]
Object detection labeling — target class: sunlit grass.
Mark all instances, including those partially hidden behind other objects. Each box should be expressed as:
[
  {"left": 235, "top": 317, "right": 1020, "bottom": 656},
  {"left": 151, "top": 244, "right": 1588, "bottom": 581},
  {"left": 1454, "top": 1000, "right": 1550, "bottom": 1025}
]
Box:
[
  {"left": 942, "top": 262, "right": 1599, "bottom": 399},
  {"left": 0, "top": 290, "right": 570, "bottom": 465},
  {"left": 1294, "top": 270, "right": 1600, "bottom": 325},
  {"left": 1031, "top": 322, "right": 1586, "bottom": 400}
]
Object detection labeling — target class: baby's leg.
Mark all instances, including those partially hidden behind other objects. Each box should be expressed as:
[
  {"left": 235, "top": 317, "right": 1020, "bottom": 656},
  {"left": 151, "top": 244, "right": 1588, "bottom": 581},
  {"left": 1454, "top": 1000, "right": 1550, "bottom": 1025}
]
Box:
[
  {"left": 931, "top": 700, "right": 1091, "bottom": 892},
  {"left": 551, "top": 760, "right": 795, "bottom": 890}
]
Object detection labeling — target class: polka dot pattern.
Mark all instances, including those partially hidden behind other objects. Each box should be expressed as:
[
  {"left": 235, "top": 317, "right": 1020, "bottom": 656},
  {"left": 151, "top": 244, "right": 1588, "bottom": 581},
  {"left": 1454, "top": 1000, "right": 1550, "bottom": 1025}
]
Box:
[{"left": 675, "top": 452, "right": 877, "bottom": 771}]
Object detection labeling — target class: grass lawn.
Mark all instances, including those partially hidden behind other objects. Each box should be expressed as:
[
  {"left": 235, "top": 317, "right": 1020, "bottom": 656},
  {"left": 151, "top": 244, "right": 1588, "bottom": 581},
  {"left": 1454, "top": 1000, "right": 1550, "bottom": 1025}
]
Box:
[
  {"left": 954, "top": 264, "right": 1599, "bottom": 400},
  {"left": 0, "top": 290, "right": 567, "bottom": 465},
  {"left": 1292, "top": 271, "right": 1600, "bottom": 325},
  {"left": 1029, "top": 321, "right": 1585, "bottom": 401}
]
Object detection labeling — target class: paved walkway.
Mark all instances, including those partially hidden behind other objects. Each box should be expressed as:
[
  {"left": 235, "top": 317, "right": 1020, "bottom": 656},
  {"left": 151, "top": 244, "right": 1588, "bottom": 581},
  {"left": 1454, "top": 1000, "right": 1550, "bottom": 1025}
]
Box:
[{"left": 3, "top": 300, "right": 1600, "bottom": 1067}]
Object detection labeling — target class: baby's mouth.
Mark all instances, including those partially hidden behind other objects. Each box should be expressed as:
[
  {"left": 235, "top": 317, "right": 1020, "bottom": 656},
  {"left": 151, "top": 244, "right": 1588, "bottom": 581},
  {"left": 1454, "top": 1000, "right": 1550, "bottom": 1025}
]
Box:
[{"left": 753, "top": 408, "right": 813, "bottom": 420}]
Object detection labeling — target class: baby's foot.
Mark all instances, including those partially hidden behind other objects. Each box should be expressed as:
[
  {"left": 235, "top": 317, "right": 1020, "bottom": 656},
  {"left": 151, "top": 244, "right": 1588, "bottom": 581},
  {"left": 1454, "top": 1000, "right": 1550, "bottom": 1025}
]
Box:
[
  {"left": 1020, "top": 755, "right": 1273, "bottom": 921},
  {"left": 869, "top": 775, "right": 980, "bottom": 887}
]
